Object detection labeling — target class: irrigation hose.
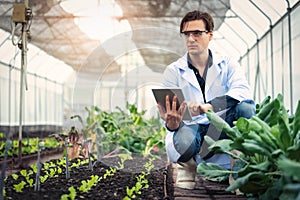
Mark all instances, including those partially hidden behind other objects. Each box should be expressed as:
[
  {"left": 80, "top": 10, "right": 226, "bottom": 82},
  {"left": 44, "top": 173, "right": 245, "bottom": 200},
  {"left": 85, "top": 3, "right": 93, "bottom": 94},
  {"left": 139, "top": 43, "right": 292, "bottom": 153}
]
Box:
[{"left": 163, "top": 165, "right": 170, "bottom": 200}]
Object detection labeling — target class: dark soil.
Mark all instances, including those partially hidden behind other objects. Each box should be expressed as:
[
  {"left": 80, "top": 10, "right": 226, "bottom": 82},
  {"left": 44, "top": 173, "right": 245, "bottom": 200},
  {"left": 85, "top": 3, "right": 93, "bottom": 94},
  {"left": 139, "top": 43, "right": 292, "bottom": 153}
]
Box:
[{"left": 4, "top": 154, "right": 173, "bottom": 200}]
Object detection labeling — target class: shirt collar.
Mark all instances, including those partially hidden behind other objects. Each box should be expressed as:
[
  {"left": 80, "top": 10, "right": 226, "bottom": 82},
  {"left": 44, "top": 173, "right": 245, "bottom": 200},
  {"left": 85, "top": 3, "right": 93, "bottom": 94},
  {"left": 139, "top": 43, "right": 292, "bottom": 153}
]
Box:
[{"left": 187, "top": 49, "right": 213, "bottom": 70}]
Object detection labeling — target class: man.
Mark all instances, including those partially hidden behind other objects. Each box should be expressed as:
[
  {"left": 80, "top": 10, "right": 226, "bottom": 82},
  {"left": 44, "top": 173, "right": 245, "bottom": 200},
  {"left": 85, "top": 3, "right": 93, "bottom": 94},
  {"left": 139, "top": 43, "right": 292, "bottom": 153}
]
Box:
[{"left": 157, "top": 10, "right": 255, "bottom": 189}]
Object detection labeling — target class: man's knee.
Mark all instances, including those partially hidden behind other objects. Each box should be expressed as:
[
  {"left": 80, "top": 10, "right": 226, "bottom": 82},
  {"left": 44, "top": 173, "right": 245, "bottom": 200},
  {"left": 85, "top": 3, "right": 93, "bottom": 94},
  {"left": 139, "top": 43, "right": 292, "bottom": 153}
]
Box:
[
  {"left": 166, "top": 125, "right": 200, "bottom": 163},
  {"left": 236, "top": 101, "right": 256, "bottom": 119}
]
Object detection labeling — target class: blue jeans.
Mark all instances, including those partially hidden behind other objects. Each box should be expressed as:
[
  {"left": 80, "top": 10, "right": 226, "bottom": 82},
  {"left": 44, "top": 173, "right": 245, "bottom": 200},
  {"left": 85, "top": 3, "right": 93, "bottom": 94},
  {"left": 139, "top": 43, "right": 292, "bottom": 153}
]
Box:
[{"left": 174, "top": 101, "right": 255, "bottom": 162}]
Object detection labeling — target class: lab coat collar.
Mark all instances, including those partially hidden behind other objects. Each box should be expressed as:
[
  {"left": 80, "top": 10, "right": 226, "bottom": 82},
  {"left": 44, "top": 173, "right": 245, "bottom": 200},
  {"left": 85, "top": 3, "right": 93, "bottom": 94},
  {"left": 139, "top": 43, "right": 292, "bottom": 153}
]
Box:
[
  {"left": 177, "top": 50, "right": 224, "bottom": 71},
  {"left": 178, "top": 50, "right": 224, "bottom": 92},
  {"left": 206, "top": 50, "right": 223, "bottom": 92},
  {"left": 179, "top": 54, "right": 201, "bottom": 90}
]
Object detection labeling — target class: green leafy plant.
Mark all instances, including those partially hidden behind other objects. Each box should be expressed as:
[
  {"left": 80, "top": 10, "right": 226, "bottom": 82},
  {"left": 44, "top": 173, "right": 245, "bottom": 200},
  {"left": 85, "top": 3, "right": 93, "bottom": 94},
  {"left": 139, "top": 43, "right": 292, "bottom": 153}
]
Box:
[
  {"left": 48, "top": 168, "right": 57, "bottom": 178},
  {"left": 57, "top": 167, "right": 62, "bottom": 174},
  {"left": 197, "top": 94, "right": 300, "bottom": 199},
  {"left": 60, "top": 186, "right": 76, "bottom": 200},
  {"left": 78, "top": 180, "right": 89, "bottom": 193},
  {"left": 30, "top": 164, "right": 37, "bottom": 173},
  {"left": 27, "top": 178, "right": 34, "bottom": 187},
  {"left": 124, "top": 173, "right": 149, "bottom": 200},
  {"left": 144, "top": 157, "right": 155, "bottom": 173},
  {"left": 11, "top": 174, "right": 18, "bottom": 180},
  {"left": 18, "top": 169, "right": 35, "bottom": 188},
  {"left": 19, "top": 170, "right": 27, "bottom": 177},
  {"left": 78, "top": 175, "right": 101, "bottom": 193},
  {"left": 13, "top": 181, "right": 26, "bottom": 192},
  {"left": 79, "top": 103, "right": 165, "bottom": 158},
  {"left": 123, "top": 157, "right": 155, "bottom": 199},
  {"left": 103, "top": 167, "right": 117, "bottom": 179},
  {"left": 0, "top": 137, "right": 60, "bottom": 158},
  {"left": 40, "top": 175, "right": 48, "bottom": 183}
]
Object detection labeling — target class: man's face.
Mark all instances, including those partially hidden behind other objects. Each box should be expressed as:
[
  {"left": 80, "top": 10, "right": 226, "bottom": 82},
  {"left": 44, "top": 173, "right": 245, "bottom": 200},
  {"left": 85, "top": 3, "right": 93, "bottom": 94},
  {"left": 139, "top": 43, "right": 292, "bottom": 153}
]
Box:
[{"left": 181, "top": 20, "right": 213, "bottom": 55}]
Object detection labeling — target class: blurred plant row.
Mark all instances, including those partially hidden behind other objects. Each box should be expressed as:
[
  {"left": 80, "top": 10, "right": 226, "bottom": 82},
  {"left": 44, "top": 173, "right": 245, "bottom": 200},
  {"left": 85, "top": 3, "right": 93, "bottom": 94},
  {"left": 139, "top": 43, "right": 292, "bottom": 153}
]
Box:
[
  {"left": 0, "top": 134, "right": 60, "bottom": 158},
  {"left": 62, "top": 103, "right": 166, "bottom": 159},
  {"left": 0, "top": 103, "right": 166, "bottom": 160}
]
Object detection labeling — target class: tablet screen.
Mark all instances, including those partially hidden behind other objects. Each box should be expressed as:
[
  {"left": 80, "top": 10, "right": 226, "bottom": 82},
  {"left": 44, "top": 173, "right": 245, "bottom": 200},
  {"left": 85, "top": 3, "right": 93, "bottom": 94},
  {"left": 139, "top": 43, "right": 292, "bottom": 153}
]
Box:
[{"left": 152, "top": 88, "right": 192, "bottom": 120}]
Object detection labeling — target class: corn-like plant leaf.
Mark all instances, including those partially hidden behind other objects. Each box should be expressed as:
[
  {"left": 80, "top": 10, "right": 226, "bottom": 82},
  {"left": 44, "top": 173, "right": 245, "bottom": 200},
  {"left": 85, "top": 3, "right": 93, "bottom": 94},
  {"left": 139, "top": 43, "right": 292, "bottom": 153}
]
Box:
[
  {"left": 235, "top": 118, "right": 249, "bottom": 134},
  {"left": 226, "top": 171, "right": 271, "bottom": 194},
  {"left": 248, "top": 120, "right": 263, "bottom": 132},
  {"left": 238, "top": 161, "right": 272, "bottom": 176},
  {"left": 278, "top": 116, "right": 291, "bottom": 151},
  {"left": 204, "top": 136, "right": 243, "bottom": 161},
  {"left": 241, "top": 143, "right": 271, "bottom": 157},
  {"left": 293, "top": 100, "right": 300, "bottom": 139},
  {"left": 277, "top": 156, "right": 300, "bottom": 181},
  {"left": 256, "top": 96, "right": 271, "bottom": 114},
  {"left": 206, "top": 110, "right": 240, "bottom": 139},
  {"left": 264, "top": 108, "right": 280, "bottom": 127},
  {"left": 257, "top": 98, "right": 280, "bottom": 120},
  {"left": 197, "top": 162, "right": 231, "bottom": 182},
  {"left": 205, "top": 137, "right": 233, "bottom": 153},
  {"left": 286, "top": 143, "right": 300, "bottom": 161},
  {"left": 203, "top": 135, "right": 216, "bottom": 146}
]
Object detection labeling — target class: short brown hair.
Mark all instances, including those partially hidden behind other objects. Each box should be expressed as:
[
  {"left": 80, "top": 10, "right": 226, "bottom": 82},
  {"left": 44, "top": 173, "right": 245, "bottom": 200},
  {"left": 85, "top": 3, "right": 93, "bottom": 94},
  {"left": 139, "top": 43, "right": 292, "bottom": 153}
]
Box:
[{"left": 180, "top": 10, "right": 214, "bottom": 33}]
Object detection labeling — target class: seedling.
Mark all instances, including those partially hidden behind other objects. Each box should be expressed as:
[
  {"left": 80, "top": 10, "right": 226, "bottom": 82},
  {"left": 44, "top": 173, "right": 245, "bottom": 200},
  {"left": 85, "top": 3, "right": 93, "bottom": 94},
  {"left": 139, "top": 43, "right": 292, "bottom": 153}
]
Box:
[
  {"left": 123, "top": 158, "right": 154, "bottom": 199},
  {"left": 144, "top": 157, "right": 155, "bottom": 174},
  {"left": 78, "top": 175, "right": 101, "bottom": 193},
  {"left": 13, "top": 181, "right": 26, "bottom": 192},
  {"left": 103, "top": 167, "right": 117, "bottom": 179},
  {"left": 61, "top": 186, "right": 76, "bottom": 200},
  {"left": 49, "top": 168, "right": 57, "bottom": 178},
  {"left": 30, "top": 164, "right": 37, "bottom": 173},
  {"left": 40, "top": 175, "right": 48, "bottom": 183},
  {"left": 11, "top": 174, "right": 18, "bottom": 181},
  {"left": 20, "top": 170, "right": 27, "bottom": 177}
]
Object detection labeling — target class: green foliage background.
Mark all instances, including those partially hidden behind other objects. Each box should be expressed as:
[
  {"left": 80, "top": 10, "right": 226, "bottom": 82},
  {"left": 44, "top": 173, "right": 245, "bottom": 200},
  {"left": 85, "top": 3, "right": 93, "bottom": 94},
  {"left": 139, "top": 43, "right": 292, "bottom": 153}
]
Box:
[
  {"left": 197, "top": 94, "right": 300, "bottom": 200},
  {"left": 81, "top": 103, "right": 166, "bottom": 157}
]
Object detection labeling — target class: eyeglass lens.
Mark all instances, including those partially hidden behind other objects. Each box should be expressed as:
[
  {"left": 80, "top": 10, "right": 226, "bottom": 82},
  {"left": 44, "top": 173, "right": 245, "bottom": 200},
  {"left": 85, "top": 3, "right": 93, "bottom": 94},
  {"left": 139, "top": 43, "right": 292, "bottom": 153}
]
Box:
[{"left": 181, "top": 30, "right": 208, "bottom": 38}]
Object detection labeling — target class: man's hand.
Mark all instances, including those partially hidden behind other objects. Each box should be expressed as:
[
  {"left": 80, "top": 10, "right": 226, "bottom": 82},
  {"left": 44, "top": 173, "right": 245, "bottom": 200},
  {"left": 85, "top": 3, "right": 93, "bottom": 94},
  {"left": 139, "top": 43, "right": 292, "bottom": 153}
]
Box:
[
  {"left": 157, "top": 95, "right": 187, "bottom": 131},
  {"left": 189, "top": 102, "right": 213, "bottom": 116}
]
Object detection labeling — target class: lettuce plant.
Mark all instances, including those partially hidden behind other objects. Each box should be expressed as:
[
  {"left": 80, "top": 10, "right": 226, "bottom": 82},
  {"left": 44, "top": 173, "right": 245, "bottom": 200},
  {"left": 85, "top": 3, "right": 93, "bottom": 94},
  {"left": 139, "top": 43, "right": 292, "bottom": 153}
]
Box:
[
  {"left": 13, "top": 181, "right": 26, "bottom": 192},
  {"left": 123, "top": 157, "right": 155, "bottom": 199},
  {"left": 61, "top": 186, "right": 76, "bottom": 200}
]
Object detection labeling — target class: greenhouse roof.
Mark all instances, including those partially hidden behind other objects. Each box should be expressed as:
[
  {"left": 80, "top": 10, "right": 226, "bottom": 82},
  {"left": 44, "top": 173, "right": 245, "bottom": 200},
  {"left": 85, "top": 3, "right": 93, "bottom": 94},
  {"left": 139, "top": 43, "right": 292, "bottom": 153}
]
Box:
[{"left": 0, "top": 0, "right": 299, "bottom": 82}]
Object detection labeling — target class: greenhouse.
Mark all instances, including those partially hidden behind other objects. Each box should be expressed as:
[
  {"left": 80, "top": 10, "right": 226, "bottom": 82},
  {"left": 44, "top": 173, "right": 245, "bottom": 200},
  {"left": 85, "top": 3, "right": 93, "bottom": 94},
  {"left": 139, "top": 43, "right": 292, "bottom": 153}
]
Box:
[{"left": 0, "top": 0, "right": 300, "bottom": 199}]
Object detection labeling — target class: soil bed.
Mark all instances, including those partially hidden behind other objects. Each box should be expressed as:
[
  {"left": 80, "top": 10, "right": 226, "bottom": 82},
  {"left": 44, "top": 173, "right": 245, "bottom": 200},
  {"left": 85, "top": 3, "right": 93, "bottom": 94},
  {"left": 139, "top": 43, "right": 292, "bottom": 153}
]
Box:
[{"left": 4, "top": 155, "right": 173, "bottom": 200}]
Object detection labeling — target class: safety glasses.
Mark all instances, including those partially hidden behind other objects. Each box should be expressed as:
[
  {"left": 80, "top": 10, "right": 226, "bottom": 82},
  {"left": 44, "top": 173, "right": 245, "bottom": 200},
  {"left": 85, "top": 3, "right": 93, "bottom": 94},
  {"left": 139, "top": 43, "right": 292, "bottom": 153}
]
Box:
[{"left": 180, "top": 30, "right": 209, "bottom": 38}]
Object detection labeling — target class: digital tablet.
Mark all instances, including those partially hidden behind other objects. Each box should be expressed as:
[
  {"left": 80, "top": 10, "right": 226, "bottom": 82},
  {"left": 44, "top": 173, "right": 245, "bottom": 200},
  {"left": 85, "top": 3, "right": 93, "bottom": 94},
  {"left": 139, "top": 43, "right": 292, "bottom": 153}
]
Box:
[{"left": 152, "top": 88, "right": 192, "bottom": 120}]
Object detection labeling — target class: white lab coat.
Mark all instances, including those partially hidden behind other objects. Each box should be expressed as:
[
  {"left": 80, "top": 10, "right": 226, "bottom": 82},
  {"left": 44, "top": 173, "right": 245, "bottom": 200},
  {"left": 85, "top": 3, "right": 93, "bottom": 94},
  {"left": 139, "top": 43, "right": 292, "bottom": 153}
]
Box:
[
  {"left": 163, "top": 51, "right": 254, "bottom": 125},
  {"left": 163, "top": 50, "right": 254, "bottom": 167}
]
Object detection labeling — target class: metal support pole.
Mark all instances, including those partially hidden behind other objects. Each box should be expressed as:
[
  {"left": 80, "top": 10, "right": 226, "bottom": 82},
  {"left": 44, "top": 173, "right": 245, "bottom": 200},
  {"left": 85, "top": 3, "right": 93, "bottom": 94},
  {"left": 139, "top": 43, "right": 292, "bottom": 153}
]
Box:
[
  {"left": 249, "top": 0, "right": 274, "bottom": 98},
  {"left": 18, "top": 0, "right": 30, "bottom": 167},
  {"left": 285, "top": 0, "right": 294, "bottom": 114},
  {"left": 18, "top": 23, "right": 26, "bottom": 166},
  {"left": 219, "top": 0, "right": 260, "bottom": 101}
]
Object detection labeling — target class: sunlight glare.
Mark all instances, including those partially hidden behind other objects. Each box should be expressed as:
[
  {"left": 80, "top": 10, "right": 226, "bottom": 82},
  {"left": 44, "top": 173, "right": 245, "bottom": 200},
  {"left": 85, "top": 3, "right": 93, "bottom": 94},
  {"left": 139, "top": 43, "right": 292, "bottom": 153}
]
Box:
[{"left": 60, "top": 0, "right": 131, "bottom": 41}]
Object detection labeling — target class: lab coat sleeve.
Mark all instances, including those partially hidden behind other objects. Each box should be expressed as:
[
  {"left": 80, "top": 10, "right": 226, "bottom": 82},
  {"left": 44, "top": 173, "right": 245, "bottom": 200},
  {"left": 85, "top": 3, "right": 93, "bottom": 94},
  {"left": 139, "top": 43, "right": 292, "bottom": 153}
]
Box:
[{"left": 162, "top": 64, "right": 179, "bottom": 87}]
